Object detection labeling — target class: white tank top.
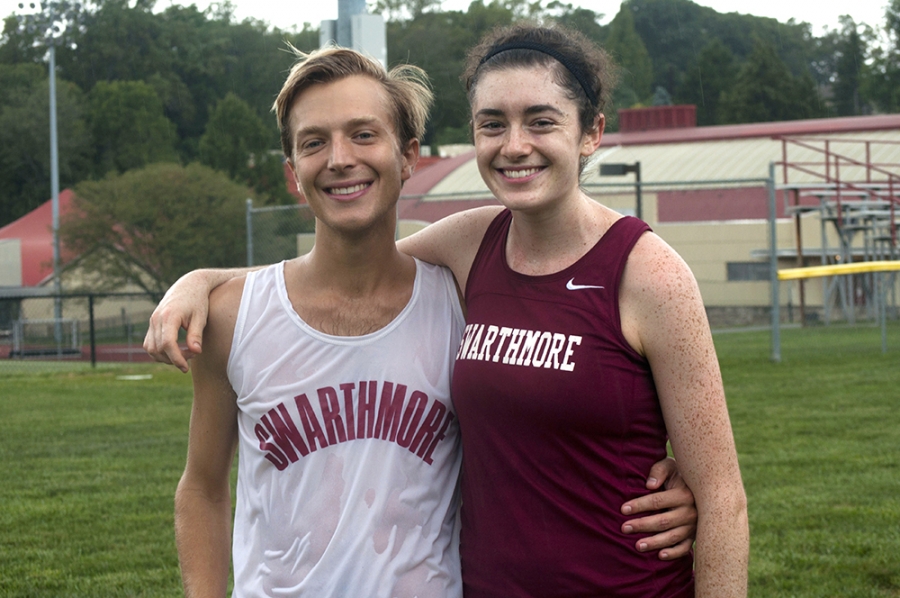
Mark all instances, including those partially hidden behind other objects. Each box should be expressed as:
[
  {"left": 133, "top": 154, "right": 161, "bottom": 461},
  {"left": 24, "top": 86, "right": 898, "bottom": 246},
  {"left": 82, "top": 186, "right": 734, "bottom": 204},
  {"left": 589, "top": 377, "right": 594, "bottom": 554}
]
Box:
[{"left": 227, "top": 259, "right": 465, "bottom": 598}]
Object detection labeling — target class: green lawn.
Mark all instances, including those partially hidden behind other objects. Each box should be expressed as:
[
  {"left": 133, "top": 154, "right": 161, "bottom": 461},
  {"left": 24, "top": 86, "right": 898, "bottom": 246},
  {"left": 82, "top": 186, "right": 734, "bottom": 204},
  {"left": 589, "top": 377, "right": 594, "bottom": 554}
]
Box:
[{"left": 1, "top": 323, "right": 898, "bottom": 596}]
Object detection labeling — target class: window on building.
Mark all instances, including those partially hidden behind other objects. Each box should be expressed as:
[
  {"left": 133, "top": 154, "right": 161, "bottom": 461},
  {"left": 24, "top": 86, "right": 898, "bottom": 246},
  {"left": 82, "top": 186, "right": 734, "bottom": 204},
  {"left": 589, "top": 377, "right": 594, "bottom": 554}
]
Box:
[{"left": 727, "top": 261, "right": 770, "bottom": 281}]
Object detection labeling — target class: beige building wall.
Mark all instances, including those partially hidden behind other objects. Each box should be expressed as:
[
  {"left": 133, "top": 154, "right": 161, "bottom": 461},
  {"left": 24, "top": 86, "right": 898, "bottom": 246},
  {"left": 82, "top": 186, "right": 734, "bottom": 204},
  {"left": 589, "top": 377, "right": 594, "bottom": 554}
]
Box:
[{"left": 0, "top": 239, "right": 22, "bottom": 287}]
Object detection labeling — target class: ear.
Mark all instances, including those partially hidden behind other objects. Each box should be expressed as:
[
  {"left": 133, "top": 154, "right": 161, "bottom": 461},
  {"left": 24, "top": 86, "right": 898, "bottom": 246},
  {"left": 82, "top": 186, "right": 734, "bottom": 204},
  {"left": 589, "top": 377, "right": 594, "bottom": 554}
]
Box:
[
  {"left": 285, "top": 159, "right": 306, "bottom": 202},
  {"left": 581, "top": 113, "right": 604, "bottom": 157},
  {"left": 401, "top": 138, "right": 420, "bottom": 182}
]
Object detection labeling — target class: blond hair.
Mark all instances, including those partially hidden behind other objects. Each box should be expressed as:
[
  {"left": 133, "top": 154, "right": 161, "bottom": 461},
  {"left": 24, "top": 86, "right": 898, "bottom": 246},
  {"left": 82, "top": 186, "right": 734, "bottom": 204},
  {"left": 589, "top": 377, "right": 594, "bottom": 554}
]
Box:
[{"left": 274, "top": 46, "right": 433, "bottom": 161}]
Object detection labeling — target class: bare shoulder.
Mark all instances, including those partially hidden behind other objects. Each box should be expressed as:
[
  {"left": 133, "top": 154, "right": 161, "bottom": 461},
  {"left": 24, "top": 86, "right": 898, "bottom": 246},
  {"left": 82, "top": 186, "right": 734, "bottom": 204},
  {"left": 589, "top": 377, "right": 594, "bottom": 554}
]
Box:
[
  {"left": 399, "top": 205, "right": 503, "bottom": 293},
  {"left": 620, "top": 232, "right": 706, "bottom": 357},
  {"left": 197, "top": 275, "right": 246, "bottom": 370}
]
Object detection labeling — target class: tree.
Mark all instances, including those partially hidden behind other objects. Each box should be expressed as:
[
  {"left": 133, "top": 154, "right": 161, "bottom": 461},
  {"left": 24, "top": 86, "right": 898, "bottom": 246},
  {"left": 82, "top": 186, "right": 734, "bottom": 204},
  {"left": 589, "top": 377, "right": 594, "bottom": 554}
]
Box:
[
  {"left": 0, "top": 64, "right": 92, "bottom": 226},
  {"left": 832, "top": 16, "right": 869, "bottom": 116},
  {"left": 628, "top": 0, "right": 818, "bottom": 96},
  {"left": 549, "top": 4, "right": 605, "bottom": 43},
  {"left": 199, "top": 92, "right": 292, "bottom": 204},
  {"left": 385, "top": 3, "right": 515, "bottom": 147},
  {"left": 719, "top": 40, "right": 826, "bottom": 124},
  {"left": 605, "top": 4, "right": 653, "bottom": 104},
  {"left": 59, "top": 162, "right": 251, "bottom": 295},
  {"left": 88, "top": 80, "right": 179, "bottom": 175},
  {"left": 199, "top": 93, "right": 268, "bottom": 179},
  {"left": 676, "top": 38, "right": 737, "bottom": 126},
  {"left": 866, "top": 0, "right": 900, "bottom": 113}
]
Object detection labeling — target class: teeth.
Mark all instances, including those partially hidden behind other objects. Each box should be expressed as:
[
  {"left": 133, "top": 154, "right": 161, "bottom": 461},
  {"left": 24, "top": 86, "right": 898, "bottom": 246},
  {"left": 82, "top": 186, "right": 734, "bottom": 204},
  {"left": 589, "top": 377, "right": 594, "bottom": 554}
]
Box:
[
  {"left": 504, "top": 167, "right": 541, "bottom": 179},
  {"left": 330, "top": 183, "right": 368, "bottom": 195}
]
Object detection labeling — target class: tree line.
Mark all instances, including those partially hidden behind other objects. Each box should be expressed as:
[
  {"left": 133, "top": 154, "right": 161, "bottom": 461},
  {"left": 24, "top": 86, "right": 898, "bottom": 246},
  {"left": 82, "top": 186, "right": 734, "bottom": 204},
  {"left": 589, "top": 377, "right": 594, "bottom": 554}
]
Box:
[{"left": 1, "top": 0, "right": 898, "bottom": 290}]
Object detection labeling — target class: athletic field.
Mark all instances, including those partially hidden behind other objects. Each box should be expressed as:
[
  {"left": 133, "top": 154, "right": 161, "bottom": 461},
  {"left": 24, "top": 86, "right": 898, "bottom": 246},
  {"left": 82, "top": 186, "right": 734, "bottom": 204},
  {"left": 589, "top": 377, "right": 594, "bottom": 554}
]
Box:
[{"left": 1, "top": 323, "right": 898, "bottom": 596}]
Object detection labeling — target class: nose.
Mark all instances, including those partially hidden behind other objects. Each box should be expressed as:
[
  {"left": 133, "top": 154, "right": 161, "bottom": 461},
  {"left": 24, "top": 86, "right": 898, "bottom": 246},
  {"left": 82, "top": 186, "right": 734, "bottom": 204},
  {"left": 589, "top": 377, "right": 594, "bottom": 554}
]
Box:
[
  {"left": 502, "top": 125, "right": 531, "bottom": 160},
  {"left": 328, "top": 135, "right": 355, "bottom": 170}
]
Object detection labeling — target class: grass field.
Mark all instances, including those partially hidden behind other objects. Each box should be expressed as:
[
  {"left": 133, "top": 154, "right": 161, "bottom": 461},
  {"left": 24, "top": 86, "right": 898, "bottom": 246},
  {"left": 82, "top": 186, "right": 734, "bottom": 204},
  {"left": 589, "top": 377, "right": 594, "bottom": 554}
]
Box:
[{"left": 1, "top": 323, "right": 898, "bottom": 597}]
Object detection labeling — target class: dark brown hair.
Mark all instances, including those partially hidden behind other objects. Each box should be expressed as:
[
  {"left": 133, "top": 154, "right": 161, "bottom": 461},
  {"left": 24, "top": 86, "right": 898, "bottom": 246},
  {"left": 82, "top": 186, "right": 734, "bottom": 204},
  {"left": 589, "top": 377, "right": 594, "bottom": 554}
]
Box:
[{"left": 463, "top": 22, "right": 618, "bottom": 136}]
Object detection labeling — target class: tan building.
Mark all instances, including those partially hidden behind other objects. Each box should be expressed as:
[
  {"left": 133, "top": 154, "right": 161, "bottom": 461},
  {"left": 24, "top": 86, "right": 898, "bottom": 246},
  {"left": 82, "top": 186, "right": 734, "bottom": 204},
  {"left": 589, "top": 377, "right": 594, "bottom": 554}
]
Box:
[{"left": 395, "top": 112, "right": 900, "bottom": 326}]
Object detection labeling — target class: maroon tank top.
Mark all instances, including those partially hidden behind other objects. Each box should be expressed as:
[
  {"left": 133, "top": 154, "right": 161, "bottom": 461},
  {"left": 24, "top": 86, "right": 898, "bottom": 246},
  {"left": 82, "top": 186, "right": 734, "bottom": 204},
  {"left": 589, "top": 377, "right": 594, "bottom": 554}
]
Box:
[{"left": 452, "top": 210, "right": 694, "bottom": 597}]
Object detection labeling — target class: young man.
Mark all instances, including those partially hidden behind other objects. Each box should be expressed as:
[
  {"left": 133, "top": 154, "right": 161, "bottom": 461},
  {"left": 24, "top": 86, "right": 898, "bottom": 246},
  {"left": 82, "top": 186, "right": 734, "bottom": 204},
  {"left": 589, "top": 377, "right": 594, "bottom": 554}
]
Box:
[
  {"left": 163, "top": 47, "right": 697, "bottom": 597},
  {"left": 176, "top": 48, "right": 465, "bottom": 596}
]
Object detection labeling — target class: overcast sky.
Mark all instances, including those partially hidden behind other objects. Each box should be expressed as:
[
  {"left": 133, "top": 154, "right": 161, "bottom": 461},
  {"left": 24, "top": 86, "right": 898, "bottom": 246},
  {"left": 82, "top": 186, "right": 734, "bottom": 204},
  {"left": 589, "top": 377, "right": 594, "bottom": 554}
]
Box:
[{"left": 1, "top": 0, "right": 892, "bottom": 36}]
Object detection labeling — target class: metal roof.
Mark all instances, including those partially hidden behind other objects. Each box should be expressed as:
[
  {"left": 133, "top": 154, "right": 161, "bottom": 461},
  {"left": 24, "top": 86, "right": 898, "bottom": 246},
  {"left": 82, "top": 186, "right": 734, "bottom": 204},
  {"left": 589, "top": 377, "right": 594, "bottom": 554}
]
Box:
[{"left": 400, "top": 114, "right": 900, "bottom": 203}]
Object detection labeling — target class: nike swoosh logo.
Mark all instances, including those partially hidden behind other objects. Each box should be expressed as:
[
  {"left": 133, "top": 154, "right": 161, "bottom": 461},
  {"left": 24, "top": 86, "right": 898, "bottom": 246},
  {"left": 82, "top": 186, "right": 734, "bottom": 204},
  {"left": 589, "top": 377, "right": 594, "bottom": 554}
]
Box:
[{"left": 566, "top": 278, "right": 604, "bottom": 291}]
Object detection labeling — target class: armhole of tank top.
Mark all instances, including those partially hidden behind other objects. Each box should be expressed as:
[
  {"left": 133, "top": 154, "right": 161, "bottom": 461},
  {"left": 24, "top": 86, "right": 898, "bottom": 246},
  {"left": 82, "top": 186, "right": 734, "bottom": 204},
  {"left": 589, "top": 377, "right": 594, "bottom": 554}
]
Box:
[
  {"left": 463, "top": 209, "right": 510, "bottom": 305},
  {"left": 441, "top": 264, "right": 466, "bottom": 334},
  {"left": 226, "top": 268, "right": 257, "bottom": 376},
  {"left": 610, "top": 220, "right": 651, "bottom": 361}
]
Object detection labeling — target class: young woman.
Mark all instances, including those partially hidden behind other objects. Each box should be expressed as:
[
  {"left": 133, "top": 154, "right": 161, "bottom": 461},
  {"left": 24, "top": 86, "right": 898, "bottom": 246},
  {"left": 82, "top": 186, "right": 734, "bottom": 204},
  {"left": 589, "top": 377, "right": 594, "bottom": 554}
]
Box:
[{"left": 397, "top": 23, "right": 748, "bottom": 598}]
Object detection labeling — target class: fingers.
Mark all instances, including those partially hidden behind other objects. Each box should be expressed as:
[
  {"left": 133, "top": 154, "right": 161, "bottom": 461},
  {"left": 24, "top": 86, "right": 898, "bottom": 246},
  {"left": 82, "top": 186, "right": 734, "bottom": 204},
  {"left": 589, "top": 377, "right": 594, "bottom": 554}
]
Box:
[
  {"left": 629, "top": 528, "right": 695, "bottom": 560},
  {"left": 644, "top": 456, "right": 679, "bottom": 490},
  {"left": 143, "top": 308, "right": 197, "bottom": 373},
  {"left": 658, "top": 536, "right": 694, "bottom": 561},
  {"left": 622, "top": 508, "right": 696, "bottom": 560},
  {"left": 621, "top": 503, "right": 697, "bottom": 534},
  {"left": 621, "top": 482, "right": 694, "bottom": 516},
  {"left": 184, "top": 307, "right": 208, "bottom": 356}
]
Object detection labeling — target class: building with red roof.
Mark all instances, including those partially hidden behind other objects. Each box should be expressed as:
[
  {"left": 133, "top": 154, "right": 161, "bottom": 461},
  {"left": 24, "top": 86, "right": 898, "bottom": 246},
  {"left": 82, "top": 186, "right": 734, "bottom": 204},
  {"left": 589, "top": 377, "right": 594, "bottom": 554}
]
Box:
[{"left": 0, "top": 190, "right": 74, "bottom": 289}]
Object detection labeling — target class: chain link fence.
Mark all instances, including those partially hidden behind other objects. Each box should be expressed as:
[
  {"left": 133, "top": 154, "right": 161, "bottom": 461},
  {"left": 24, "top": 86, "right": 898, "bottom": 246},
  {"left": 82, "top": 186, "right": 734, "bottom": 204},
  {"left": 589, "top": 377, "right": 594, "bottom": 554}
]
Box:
[
  {"left": 0, "top": 290, "right": 157, "bottom": 373},
  {"left": 246, "top": 199, "right": 316, "bottom": 267}
]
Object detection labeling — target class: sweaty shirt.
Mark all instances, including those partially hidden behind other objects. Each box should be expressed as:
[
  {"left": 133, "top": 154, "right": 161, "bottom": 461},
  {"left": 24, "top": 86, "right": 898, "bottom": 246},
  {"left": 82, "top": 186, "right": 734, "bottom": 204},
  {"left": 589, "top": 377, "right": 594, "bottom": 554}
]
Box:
[{"left": 228, "top": 260, "right": 465, "bottom": 598}]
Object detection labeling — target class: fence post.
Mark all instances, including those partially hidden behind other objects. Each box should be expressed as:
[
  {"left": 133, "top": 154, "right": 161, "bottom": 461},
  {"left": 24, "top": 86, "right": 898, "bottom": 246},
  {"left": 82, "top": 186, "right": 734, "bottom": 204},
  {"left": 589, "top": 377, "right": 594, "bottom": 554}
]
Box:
[
  {"left": 880, "top": 272, "right": 888, "bottom": 354},
  {"left": 89, "top": 294, "right": 96, "bottom": 368},
  {"left": 768, "top": 162, "right": 781, "bottom": 363},
  {"left": 246, "top": 198, "right": 254, "bottom": 267}
]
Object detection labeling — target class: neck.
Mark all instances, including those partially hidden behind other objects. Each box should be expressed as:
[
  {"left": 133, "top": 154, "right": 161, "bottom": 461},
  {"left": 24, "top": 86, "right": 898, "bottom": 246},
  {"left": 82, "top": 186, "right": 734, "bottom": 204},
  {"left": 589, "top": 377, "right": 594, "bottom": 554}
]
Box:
[
  {"left": 283, "top": 219, "right": 417, "bottom": 337},
  {"left": 505, "top": 191, "right": 615, "bottom": 276},
  {"left": 302, "top": 220, "right": 411, "bottom": 296}
]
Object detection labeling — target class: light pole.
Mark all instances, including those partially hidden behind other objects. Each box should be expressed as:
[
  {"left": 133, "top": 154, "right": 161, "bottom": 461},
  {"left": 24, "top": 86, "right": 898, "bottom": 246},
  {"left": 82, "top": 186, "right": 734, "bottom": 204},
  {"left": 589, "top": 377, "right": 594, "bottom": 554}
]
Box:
[
  {"left": 17, "top": 1, "right": 81, "bottom": 343},
  {"left": 599, "top": 162, "right": 642, "bottom": 221}
]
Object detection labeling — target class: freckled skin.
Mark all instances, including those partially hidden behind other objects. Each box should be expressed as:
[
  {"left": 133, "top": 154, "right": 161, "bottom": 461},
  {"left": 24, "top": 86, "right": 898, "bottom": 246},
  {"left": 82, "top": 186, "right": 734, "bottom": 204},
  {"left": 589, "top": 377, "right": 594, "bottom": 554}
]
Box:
[{"left": 621, "top": 232, "right": 749, "bottom": 597}]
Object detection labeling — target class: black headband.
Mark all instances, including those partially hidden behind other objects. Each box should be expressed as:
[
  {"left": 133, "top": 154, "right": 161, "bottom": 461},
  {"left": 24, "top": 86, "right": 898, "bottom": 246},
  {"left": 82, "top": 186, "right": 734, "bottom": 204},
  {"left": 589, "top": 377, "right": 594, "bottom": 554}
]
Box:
[{"left": 477, "top": 40, "right": 599, "bottom": 108}]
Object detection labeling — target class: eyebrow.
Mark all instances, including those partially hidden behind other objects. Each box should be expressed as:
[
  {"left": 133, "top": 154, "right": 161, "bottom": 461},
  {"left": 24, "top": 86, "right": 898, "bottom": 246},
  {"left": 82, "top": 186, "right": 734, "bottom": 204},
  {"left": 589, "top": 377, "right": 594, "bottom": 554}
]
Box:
[
  {"left": 474, "top": 104, "right": 566, "bottom": 118},
  {"left": 294, "top": 115, "right": 383, "bottom": 139}
]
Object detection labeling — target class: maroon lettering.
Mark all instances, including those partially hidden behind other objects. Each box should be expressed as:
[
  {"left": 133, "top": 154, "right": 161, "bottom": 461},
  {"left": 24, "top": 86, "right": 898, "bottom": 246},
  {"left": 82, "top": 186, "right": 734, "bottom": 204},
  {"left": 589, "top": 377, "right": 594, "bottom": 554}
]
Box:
[
  {"left": 357, "top": 380, "right": 378, "bottom": 439},
  {"left": 409, "top": 400, "right": 447, "bottom": 460},
  {"left": 340, "top": 383, "right": 357, "bottom": 441},
  {"left": 260, "top": 403, "right": 310, "bottom": 463},
  {"left": 420, "top": 411, "right": 455, "bottom": 464},
  {"left": 295, "top": 394, "right": 329, "bottom": 452},
  {"left": 255, "top": 423, "right": 291, "bottom": 470},
  {"left": 318, "top": 386, "right": 347, "bottom": 444},
  {"left": 375, "top": 382, "right": 407, "bottom": 441},
  {"left": 397, "top": 391, "right": 428, "bottom": 448},
  {"left": 257, "top": 382, "right": 455, "bottom": 470}
]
